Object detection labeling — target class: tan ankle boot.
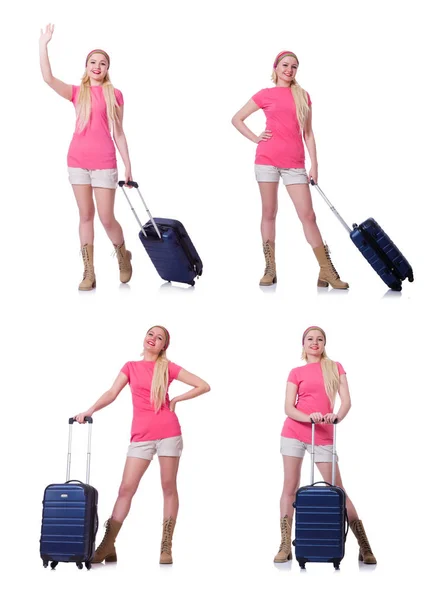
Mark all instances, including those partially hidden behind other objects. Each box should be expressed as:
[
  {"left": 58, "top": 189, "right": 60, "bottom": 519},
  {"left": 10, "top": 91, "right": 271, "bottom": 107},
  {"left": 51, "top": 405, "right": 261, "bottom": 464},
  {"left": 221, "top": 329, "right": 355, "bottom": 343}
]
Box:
[
  {"left": 159, "top": 517, "right": 176, "bottom": 564},
  {"left": 91, "top": 517, "right": 123, "bottom": 563},
  {"left": 350, "top": 519, "right": 377, "bottom": 564},
  {"left": 260, "top": 240, "right": 277, "bottom": 286},
  {"left": 313, "top": 243, "right": 348, "bottom": 289},
  {"left": 79, "top": 244, "right": 96, "bottom": 291},
  {"left": 114, "top": 242, "right": 132, "bottom": 283},
  {"left": 273, "top": 515, "right": 292, "bottom": 563}
]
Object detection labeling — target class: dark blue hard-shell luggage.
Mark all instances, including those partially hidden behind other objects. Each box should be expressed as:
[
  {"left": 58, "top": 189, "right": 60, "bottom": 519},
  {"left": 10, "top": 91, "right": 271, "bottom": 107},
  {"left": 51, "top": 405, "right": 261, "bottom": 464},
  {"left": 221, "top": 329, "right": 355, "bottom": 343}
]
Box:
[
  {"left": 39, "top": 417, "right": 98, "bottom": 571},
  {"left": 119, "top": 181, "right": 203, "bottom": 286},
  {"left": 311, "top": 180, "right": 414, "bottom": 291},
  {"left": 293, "top": 421, "right": 349, "bottom": 570}
]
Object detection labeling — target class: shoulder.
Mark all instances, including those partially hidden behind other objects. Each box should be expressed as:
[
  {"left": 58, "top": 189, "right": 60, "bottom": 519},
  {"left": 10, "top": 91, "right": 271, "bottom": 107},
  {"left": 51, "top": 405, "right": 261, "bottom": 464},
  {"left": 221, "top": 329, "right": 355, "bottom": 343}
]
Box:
[
  {"left": 168, "top": 361, "right": 183, "bottom": 379},
  {"left": 252, "top": 87, "right": 273, "bottom": 104},
  {"left": 287, "top": 364, "right": 304, "bottom": 382},
  {"left": 114, "top": 88, "right": 124, "bottom": 104},
  {"left": 335, "top": 361, "right": 346, "bottom": 375}
]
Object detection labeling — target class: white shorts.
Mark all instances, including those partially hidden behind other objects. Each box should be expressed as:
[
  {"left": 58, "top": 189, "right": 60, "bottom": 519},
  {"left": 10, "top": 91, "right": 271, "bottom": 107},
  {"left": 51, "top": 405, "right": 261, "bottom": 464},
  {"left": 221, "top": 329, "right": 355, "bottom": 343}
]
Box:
[
  {"left": 255, "top": 165, "right": 308, "bottom": 185},
  {"left": 68, "top": 167, "right": 118, "bottom": 189},
  {"left": 127, "top": 436, "right": 183, "bottom": 461},
  {"left": 280, "top": 436, "right": 338, "bottom": 463}
]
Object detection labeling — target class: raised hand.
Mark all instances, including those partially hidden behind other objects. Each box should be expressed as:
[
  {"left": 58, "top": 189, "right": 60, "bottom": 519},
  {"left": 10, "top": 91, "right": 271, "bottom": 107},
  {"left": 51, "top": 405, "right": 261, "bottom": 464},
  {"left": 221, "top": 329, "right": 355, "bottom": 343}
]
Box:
[{"left": 39, "top": 23, "right": 54, "bottom": 46}]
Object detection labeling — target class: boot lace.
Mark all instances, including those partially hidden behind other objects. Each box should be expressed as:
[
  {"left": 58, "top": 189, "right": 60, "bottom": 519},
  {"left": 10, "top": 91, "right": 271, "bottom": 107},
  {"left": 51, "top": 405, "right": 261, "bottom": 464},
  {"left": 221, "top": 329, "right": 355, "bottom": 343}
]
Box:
[
  {"left": 355, "top": 522, "right": 372, "bottom": 554},
  {"left": 95, "top": 520, "right": 111, "bottom": 552},
  {"left": 263, "top": 244, "right": 275, "bottom": 277},
  {"left": 81, "top": 246, "right": 93, "bottom": 279},
  {"left": 161, "top": 519, "right": 174, "bottom": 555},
  {"left": 278, "top": 518, "right": 291, "bottom": 553},
  {"left": 113, "top": 245, "right": 127, "bottom": 272},
  {"left": 324, "top": 245, "right": 340, "bottom": 279}
]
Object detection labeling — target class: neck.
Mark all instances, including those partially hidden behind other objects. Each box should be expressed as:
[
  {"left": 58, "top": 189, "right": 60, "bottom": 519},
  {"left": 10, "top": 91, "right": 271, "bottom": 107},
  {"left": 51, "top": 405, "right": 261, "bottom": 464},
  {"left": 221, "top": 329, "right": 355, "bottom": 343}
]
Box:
[
  {"left": 306, "top": 356, "right": 322, "bottom": 364},
  {"left": 143, "top": 351, "right": 159, "bottom": 362},
  {"left": 276, "top": 81, "right": 291, "bottom": 88}
]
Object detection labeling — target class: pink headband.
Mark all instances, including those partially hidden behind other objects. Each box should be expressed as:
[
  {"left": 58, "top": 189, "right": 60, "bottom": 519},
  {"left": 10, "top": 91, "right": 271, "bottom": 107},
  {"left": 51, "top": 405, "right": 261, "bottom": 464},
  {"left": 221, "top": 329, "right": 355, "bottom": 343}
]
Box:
[
  {"left": 85, "top": 49, "right": 110, "bottom": 68},
  {"left": 302, "top": 326, "right": 326, "bottom": 345},
  {"left": 273, "top": 50, "right": 297, "bottom": 69}
]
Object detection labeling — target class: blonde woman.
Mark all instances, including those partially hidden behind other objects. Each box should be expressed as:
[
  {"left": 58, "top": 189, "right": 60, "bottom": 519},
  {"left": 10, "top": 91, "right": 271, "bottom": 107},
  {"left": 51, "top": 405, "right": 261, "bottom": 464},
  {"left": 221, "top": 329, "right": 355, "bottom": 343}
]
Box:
[
  {"left": 74, "top": 325, "right": 210, "bottom": 565},
  {"left": 232, "top": 51, "right": 348, "bottom": 289},
  {"left": 39, "top": 23, "right": 133, "bottom": 291},
  {"left": 275, "top": 326, "right": 376, "bottom": 565}
]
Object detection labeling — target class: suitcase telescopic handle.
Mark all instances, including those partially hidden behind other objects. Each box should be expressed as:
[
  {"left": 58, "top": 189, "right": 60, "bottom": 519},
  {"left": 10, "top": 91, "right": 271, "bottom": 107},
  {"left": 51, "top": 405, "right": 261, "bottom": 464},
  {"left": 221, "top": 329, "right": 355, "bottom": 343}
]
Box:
[
  {"left": 309, "top": 418, "right": 338, "bottom": 486},
  {"left": 66, "top": 416, "right": 93, "bottom": 485},
  {"left": 310, "top": 178, "right": 352, "bottom": 234},
  {"left": 118, "top": 180, "right": 138, "bottom": 188},
  {"left": 117, "top": 180, "right": 161, "bottom": 239}
]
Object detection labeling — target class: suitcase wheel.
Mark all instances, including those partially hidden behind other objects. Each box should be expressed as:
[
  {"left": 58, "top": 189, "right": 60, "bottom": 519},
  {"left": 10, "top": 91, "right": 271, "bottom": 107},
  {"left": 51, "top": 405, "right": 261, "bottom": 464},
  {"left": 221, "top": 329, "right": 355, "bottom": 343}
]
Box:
[
  {"left": 299, "top": 561, "right": 306, "bottom": 570},
  {"left": 50, "top": 561, "right": 58, "bottom": 570},
  {"left": 43, "top": 560, "right": 49, "bottom": 568},
  {"left": 76, "top": 562, "right": 83, "bottom": 570},
  {"left": 333, "top": 561, "right": 340, "bottom": 570},
  {"left": 390, "top": 284, "right": 402, "bottom": 292},
  {"left": 408, "top": 270, "right": 414, "bottom": 283},
  {"left": 190, "top": 280, "right": 195, "bottom": 287},
  {"left": 85, "top": 561, "right": 92, "bottom": 570}
]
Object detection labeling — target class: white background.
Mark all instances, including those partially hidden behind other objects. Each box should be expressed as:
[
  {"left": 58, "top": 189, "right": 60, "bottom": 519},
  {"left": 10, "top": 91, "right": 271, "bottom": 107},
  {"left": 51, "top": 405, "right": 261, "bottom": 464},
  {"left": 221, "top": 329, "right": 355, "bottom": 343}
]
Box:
[{"left": 1, "top": 0, "right": 437, "bottom": 598}]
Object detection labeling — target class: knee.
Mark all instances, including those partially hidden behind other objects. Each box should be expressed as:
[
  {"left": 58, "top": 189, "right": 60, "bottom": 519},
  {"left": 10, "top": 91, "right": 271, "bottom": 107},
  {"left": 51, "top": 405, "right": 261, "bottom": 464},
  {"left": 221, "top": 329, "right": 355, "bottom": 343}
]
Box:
[
  {"left": 300, "top": 210, "right": 316, "bottom": 226},
  {"left": 118, "top": 482, "right": 137, "bottom": 499},
  {"left": 99, "top": 214, "right": 116, "bottom": 230},
  {"left": 161, "top": 480, "right": 177, "bottom": 497},
  {"left": 262, "top": 209, "right": 277, "bottom": 222},
  {"left": 79, "top": 209, "right": 95, "bottom": 224}
]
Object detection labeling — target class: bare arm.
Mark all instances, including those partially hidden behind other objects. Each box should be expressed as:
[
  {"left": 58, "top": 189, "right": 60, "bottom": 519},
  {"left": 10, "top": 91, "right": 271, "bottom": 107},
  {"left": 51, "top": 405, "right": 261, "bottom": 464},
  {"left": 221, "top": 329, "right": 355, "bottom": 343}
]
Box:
[
  {"left": 303, "top": 105, "right": 318, "bottom": 171},
  {"left": 74, "top": 372, "right": 129, "bottom": 422},
  {"left": 231, "top": 99, "right": 271, "bottom": 144},
  {"left": 284, "top": 382, "right": 312, "bottom": 423},
  {"left": 39, "top": 24, "right": 72, "bottom": 101},
  {"left": 169, "top": 368, "right": 211, "bottom": 411},
  {"left": 113, "top": 105, "right": 133, "bottom": 180}
]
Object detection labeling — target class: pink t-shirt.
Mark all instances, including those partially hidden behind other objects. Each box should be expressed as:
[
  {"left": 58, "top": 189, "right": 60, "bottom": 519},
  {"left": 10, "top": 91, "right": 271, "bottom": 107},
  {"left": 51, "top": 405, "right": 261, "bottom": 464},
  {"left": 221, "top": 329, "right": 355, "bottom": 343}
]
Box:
[
  {"left": 281, "top": 362, "right": 346, "bottom": 445},
  {"left": 121, "top": 360, "right": 183, "bottom": 442},
  {"left": 252, "top": 87, "right": 312, "bottom": 169},
  {"left": 67, "top": 85, "right": 124, "bottom": 170}
]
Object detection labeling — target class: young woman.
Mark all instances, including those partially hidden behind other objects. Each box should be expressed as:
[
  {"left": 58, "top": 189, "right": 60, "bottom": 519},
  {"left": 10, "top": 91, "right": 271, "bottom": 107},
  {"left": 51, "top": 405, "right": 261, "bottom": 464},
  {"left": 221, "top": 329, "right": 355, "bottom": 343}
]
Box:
[
  {"left": 232, "top": 51, "right": 348, "bottom": 289},
  {"left": 39, "top": 23, "right": 133, "bottom": 291},
  {"left": 275, "top": 326, "right": 376, "bottom": 564},
  {"left": 74, "top": 325, "right": 211, "bottom": 564}
]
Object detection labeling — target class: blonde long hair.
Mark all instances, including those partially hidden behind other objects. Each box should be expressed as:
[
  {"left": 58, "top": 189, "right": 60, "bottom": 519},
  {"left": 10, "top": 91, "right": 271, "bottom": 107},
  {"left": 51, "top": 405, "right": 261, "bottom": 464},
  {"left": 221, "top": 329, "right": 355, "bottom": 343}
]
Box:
[
  {"left": 75, "top": 71, "right": 120, "bottom": 133},
  {"left": 301, "top": 345, "right": 340, "bottom": 408},
  {"left": 271, "top": 51, "right": 310, "bottom": 130},
  {"left": 142, "top": 326, "right": 171, "bottom": 413}
]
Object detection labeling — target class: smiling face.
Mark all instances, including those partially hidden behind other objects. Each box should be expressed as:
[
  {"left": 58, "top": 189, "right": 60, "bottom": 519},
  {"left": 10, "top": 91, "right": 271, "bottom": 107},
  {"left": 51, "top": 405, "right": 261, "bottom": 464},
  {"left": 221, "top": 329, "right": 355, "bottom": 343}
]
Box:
[
  {"left": 303, "top": 329, "right": 326, "bottom": 359},
  {"left": 275, "top": 55, "right": 299, "bottom": 85},
  {"left": 86, "top": 53, "right": 109, "bottom": 84},
  {"left": 143, "top": 327, "right": 167, "bottom": 356}
]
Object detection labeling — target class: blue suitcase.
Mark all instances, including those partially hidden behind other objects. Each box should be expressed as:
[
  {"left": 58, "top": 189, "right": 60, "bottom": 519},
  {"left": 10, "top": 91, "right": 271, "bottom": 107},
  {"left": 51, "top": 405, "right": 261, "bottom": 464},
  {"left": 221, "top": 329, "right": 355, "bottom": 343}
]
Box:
[
  {"left": 311, "top": 180, "right": 414, "bottom": 291},
  {"left": 293, "top": 421, "right": 349, "bottom": 570},
  {"left": 119, "top": 181, "right": 203, "bottom": 286},
  {"left": 39, "top": 417, "right": 98, "bottom": 571}
]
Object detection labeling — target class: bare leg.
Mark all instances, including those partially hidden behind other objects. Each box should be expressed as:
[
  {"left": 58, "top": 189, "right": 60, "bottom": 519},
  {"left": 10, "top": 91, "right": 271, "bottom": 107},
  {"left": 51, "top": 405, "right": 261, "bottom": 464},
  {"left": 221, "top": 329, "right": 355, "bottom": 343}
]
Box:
[
  {"left": 258, "top": 182, "right": 279, "bottom": 243},
  {"left": 280, "top": 455, "right": 303, "bottom": 518},
  {"left": 159, "top": 456, "right": 180, "bottom": 519},
  {"left": 285, "top": 184, "right": 323, "bottom": 248},
  {"left": 94, "top": 187, "right": 124, "bottom": 246},
  {"left": 112, "top": 457, "right": 151, "bottom": 523},
  {"left": 72, "top": 184, "right": 94, "bottom": 246},
  {"left": 316, "top": 462, "right": 359, "bottom": 522}
]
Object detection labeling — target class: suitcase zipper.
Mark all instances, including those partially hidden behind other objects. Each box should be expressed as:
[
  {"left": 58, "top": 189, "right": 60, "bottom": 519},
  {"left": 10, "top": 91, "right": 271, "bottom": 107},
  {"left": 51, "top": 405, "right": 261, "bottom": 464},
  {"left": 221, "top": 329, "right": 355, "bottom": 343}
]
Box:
[{"left": 355, "top": 223, "right": 404, "bottom": 281}]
